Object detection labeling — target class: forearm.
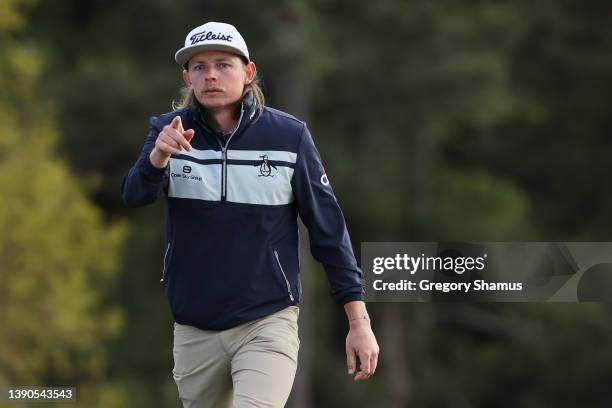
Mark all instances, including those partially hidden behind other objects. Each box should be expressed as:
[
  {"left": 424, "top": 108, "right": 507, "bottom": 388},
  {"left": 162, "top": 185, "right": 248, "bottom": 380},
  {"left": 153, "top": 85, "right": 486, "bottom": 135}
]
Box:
[{"left": 121, "top": 150, "right": 168, "bottom": 207}]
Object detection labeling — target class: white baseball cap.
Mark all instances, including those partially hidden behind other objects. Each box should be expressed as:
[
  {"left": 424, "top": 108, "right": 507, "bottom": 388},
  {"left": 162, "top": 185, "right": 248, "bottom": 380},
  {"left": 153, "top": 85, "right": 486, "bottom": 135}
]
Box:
[{"left": 175, "top": 22, "right": 250, "bottom": 67}]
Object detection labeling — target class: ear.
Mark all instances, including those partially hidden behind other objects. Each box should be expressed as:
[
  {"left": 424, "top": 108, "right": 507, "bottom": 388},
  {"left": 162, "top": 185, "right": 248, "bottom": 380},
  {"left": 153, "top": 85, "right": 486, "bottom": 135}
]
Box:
[
  {"left": 244, "top": 62, "right": 257, "bottom": 85},
  {"left": 182, "top": 69, "right": 192, "bottom": 88}
]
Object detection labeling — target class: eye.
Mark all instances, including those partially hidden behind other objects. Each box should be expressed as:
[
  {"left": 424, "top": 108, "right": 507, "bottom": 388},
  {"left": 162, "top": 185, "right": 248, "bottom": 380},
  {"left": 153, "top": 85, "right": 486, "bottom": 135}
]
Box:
[
  {"left": 193, "top": 64, "right": 203, "bottom": 71},
  {"left": 218, "top": 62, "right": 230, "bottom": 69}
]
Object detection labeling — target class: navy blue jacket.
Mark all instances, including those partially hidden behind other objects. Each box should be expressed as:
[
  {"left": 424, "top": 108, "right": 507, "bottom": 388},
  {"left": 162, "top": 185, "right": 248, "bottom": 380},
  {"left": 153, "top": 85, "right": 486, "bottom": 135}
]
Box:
[{"left": 121, "top": 93, "right": 364, "bottom": 330}]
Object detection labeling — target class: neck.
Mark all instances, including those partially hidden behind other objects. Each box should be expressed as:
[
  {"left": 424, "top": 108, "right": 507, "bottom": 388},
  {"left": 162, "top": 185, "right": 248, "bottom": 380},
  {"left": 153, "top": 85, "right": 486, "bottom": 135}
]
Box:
[{"left": 207, "top": 107, "right": 239, "bottom": 134}]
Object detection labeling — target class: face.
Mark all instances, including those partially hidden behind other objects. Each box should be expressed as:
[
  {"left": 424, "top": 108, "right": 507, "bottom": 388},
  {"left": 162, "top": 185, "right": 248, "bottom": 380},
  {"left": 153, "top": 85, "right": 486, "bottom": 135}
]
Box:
[{"left": 183, "top": 50, "right": 256, "bottom": 113}]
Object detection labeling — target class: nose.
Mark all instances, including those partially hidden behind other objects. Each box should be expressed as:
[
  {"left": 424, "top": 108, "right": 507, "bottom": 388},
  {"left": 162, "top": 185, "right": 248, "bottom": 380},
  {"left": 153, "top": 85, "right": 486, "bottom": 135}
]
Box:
[{"left": 204, "top": 66, "right": 218, "bottom": 81}]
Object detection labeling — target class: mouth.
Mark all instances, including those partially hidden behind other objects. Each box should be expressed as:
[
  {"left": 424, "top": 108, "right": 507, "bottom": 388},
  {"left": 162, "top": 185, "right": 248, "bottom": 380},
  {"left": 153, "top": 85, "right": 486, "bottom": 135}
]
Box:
[{"left": 204, "top": 89, "right": 223, "bottom": 94}]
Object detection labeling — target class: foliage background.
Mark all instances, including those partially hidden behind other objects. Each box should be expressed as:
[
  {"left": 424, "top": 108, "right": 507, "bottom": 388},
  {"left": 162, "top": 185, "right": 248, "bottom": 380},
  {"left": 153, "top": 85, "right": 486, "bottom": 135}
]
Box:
[{"left": 2, "top": 0, "right": 612, "bottom": 406}]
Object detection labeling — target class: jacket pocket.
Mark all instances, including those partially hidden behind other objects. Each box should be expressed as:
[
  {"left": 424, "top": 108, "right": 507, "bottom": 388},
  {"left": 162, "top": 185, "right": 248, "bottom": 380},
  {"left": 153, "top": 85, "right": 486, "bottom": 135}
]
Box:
[
  {"left": 160, "top": 241, "right": 172, "bottom": 283},
  {"left": 273, "top": 249, "right": 295, "bottom": 302}
]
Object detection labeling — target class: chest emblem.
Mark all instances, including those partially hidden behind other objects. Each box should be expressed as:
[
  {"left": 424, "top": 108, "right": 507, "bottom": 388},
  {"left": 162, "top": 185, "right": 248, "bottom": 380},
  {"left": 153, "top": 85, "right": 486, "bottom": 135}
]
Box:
[{"left": 258, "top": 155, "right": 278, "bottom": 177}]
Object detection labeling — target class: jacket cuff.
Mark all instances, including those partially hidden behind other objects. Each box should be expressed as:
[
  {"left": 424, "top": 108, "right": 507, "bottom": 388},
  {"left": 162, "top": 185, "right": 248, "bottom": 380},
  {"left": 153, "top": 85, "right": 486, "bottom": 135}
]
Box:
[
  {"left": 335, "top": 289, "right": 366, "bottom": 305},
  {"left": 138, "top": 155, "right": 168, "bottom": 182}
]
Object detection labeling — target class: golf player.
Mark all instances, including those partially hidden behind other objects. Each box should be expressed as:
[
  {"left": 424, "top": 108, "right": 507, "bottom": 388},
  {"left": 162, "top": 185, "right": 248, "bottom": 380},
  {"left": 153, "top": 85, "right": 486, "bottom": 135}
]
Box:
[{"left": 121, "top": 21, "right": 379, "bottom": 407}]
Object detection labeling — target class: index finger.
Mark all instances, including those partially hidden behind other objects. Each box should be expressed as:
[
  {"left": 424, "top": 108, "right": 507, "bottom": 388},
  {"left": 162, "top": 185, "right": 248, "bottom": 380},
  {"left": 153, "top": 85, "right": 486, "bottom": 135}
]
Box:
[{"left": 171, "top": 115, "right": 184, "bottom": 132}]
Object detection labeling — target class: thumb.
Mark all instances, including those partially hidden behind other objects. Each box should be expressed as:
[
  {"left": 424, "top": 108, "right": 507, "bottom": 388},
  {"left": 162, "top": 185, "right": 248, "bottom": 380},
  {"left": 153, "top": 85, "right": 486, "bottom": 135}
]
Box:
[
  {"left": 183, "top": 129, "right": 195, "bottom": 142},
  {"left": 346, "top": 347, "right": 356, "bottom": 375}
]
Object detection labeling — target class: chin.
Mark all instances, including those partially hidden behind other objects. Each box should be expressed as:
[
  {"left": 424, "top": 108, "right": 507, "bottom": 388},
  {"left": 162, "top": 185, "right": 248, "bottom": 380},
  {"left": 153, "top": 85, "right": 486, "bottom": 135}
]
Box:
[
  {"left": 201, "top": 97, "right": 241, "bottom": 112},
  {"left": 201, "top": 101, "right": 228, "bottom": 111},
  {"left": 196, "top": 96, "right": 223, "bottom": 109}
]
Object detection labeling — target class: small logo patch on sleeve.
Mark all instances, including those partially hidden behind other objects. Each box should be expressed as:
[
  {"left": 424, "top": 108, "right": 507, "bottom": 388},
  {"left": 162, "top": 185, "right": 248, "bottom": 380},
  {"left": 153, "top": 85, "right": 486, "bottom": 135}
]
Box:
[{"left": 320, "top": 173, "right": 330, "bottom": 186}]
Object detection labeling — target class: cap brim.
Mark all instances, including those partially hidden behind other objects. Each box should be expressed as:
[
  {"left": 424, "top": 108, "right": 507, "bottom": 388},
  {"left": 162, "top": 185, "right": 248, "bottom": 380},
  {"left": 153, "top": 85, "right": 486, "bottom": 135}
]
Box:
[{"left": 175, "top": 44, "right": 249, "bottom": 66}]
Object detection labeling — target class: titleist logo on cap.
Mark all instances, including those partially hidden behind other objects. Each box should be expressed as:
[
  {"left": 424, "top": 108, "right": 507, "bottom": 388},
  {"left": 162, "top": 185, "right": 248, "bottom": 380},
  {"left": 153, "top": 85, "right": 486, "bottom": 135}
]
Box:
[
  {"left": 175, "top": 22, "right": 249, "bottom": 65},
  {"left": 189, "top": 31, "right": 234, "bottom": 45}
]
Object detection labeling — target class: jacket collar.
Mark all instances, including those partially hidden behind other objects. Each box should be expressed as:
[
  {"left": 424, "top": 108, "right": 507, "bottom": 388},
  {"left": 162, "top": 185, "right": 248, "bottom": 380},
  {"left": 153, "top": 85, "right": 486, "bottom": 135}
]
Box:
[{"left": 191, "top": 91, "right": 261, "bottom": 139}]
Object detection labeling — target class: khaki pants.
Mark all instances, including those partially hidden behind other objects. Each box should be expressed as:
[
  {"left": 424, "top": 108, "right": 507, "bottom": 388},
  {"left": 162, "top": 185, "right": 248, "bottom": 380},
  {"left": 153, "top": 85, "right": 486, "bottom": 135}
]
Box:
[{"left": 172, "top": 306, "right": 300, "bottom": 408}]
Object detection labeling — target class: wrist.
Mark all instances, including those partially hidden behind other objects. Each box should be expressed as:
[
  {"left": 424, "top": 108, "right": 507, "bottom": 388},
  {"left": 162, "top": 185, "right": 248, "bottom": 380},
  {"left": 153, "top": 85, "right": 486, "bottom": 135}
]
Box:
[
  {"left": 149, "top": 148, "right": 169, "bottom": 169},
  {"left": 348, "top": 314, "right": 371, "bottom": 330}
]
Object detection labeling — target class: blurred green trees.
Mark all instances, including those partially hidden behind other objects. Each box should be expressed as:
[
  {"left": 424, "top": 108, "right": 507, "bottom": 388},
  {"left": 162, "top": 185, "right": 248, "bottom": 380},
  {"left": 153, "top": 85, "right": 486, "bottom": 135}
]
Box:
[{"left": 0, "top": 1, "right": 128, "bottom": 406}]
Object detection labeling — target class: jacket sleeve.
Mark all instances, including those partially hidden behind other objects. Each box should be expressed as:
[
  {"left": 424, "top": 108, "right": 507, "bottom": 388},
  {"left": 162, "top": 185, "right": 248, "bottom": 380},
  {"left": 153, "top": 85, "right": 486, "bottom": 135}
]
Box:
[
  {"left": 291, "top": 123, "right": 365, "bottom": 305},
  {"left": 120, "top": 116, "right": 169, "bottom": 207}
]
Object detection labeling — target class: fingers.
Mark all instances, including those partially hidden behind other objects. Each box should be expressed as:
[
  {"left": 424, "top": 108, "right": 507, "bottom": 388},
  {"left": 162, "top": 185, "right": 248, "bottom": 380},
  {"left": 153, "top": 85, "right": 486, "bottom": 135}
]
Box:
[
  {"left": 358, "top": 350, "right": 371, "bottom": 377},
  {"left": 370, "top": 349, "right": 379, "bottom": 375},
  {"left": 159, "top": 132, "right": 180, "bottom": 150},
  {"left": 170, "top": 115, "right": 184, "bottom": 133},
  {"left": 156, "top": 140, "right": 181, "bottom": 156},
  {"left": 349, "top": 349, "right": 378, "bottom": 382},
  {"left": 161, "top": 121, "right": 192, "bottom": 152},
  {"left": 153, "top": 117, "right": 195, "bottom": 159},
  {"left": 360, "top": 350, "right": 371, "bottom": 373},
  {"left": 353, "top": 370, "right": 371, "bottom": 381},
  {"left": 183, "top": 128, "right": 195, "bottom": 142},
  {"left": 346, "top": 347, "right": 357, "bottom": 375},
  {"left": 155, "top": 131, "right": 184, "bottom": 156}
]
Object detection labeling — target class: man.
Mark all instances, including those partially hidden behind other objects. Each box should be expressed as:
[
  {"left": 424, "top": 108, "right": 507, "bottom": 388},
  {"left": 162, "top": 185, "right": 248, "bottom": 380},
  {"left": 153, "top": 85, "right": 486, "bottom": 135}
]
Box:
[{"left": 121, "top": 21, "right": 379, "bottom": 408}]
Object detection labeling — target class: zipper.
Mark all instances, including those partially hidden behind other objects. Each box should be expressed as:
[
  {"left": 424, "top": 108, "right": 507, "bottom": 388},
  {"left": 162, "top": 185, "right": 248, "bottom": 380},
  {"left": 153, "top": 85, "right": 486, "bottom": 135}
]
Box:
[
  {"left": 160, "top": 241, "right": 171, "bottom": 283},
  {"left": 214, "top": 106, "right": 245, "bottom": 201},
  {"left": 217, "top": 142, "right": 225, "bottom": 201},
  {"left": 274, "top": 249, "right": 295, "bottom": 301}
]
